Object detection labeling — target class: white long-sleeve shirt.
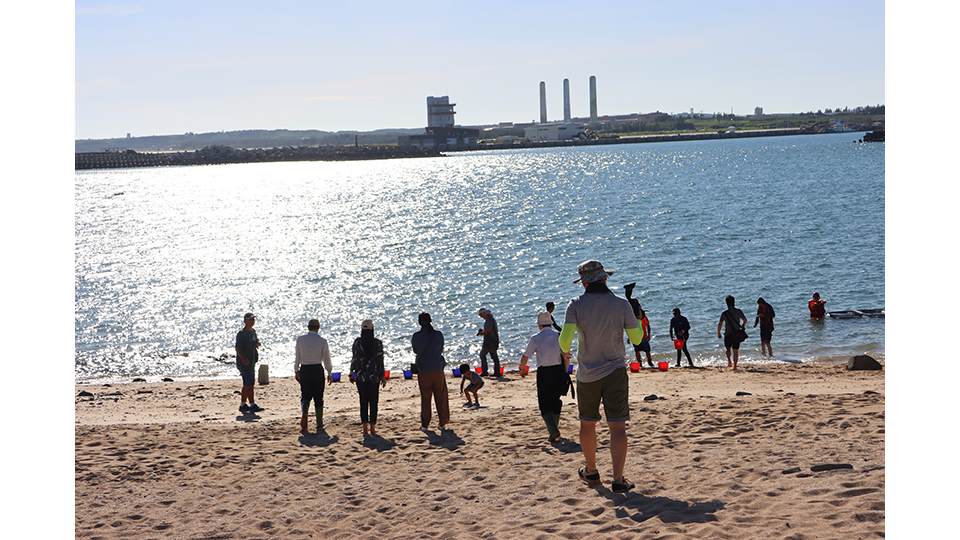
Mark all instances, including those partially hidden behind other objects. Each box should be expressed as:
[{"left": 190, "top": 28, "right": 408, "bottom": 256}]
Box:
[{"left": 294, "top": 332, "right": 333, "bottom": 374}]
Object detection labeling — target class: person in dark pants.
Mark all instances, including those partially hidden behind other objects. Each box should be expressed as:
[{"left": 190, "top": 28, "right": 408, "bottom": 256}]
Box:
[
  {"left": 545, "top": 302, "right": 562, "bottom": 332},
  {"left": 351, "top": 319, "right": 386, "bottom": 436},
  {"left": 412, "top": 312, "right": 450, "bottom": 432},
  {"left": 624, "top": 283, "right": 653, "bottom": 368},
  {"left": 477, "top": 308, "right": 501, "bottom": 377},
  {"left": 519, "top": 312, "right": 566, "bottom": 443},
  {"left": 235, "top": 312, "right": 263, "bottom": 414},
  {"left": 754, "top": 298, "right": 776, "bottom": 357},
  {"left": 294, "top": 319, "right": 333, "bottom": 434},
  {"left": 717, "top": 296, "right": 748, "bottom": 370},
  {"left": 670, "top": 308, "right": 693, "bottom": 367}
]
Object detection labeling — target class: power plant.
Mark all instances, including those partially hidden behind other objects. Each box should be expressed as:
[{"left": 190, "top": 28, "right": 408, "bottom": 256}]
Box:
[{"left": 562, "top": 78, "right": 571, "bottom": 121}]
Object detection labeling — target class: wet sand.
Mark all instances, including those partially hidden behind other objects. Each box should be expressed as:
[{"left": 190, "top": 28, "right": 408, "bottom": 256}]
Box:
[{"left": 76, "top": 363, "right": 884, "bottom": 538}]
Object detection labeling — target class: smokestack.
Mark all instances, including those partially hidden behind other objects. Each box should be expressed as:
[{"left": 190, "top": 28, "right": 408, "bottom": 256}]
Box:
[
  {"left": 562, "top": 78, "right": 571, "bottom": 121},
  {"left": 589, "top": 75, "right": 597, "bottom": 122},
  {"left": 539, "top": 81, "right": 547, "bottom": 123}
]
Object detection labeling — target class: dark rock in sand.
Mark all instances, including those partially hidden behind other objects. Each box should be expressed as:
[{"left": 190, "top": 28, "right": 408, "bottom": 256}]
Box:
[
  {"left": 132, "top": 378, "right": 146, "bottom": 383},
  {"left": 643, "top": 394, "right": 659, "bottom": 401},
  {"left": 736, "top": 391, "right": 752, "bottom": 396},
  {"left": 162, "top": 377, "right": 174, "bottom": 382},
  {"left": 863, "top": 390, "right": 879, "bottom": 395},
  {"left": 847, "top": 355, "right": 882, "bottom": 371},
  {"left": 782, "top": 467, "right": 801, "bottom": 475},
  {"left": 811, "top": 463, "right": 853, "bottom": 472},
  {"left": 78, "top": 390, "right": 94, "bottom": 398}
]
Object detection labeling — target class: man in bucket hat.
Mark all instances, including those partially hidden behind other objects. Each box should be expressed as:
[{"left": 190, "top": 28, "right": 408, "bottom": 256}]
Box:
[{"left": 559, "top": 260, "right": 645, "bottom": 493}]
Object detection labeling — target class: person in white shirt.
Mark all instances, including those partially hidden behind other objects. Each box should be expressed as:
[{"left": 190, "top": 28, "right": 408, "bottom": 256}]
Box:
[
  {"left": 294, "top": 319, "right": 333, "bottom": 435},
  {"left": 519, "top": 312, "right": 568, "bottom": 443}
]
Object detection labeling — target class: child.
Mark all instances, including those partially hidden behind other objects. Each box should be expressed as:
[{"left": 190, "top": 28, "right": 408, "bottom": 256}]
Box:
[{"left": 459, "top": 363, "right": 484, "bottom": 409}]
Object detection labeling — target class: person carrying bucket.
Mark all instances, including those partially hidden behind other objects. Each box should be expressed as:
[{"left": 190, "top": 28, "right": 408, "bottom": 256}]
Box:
[
  {"left": 669, "top": 308, "right": 693, "bottom": 368},
  {"left": 519, "top": 311, "right": 567, "bottom": 443},
  {"left": 350, "top": 319, "right": 386, "bottom": 436},
  {"left": 624, "top": 283, "right": 653, "bottom": 368}
]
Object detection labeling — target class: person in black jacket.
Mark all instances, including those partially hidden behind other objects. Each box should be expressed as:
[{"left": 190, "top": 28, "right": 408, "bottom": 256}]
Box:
[
  {"left": 754, "top": 297, "right": 776, "bottom": 357},
  {"left": 351, "top": 319, "right": 386, "bottom": 436},
  {"left": 670, "top": 308, "right": 693, "bottom": 368}
]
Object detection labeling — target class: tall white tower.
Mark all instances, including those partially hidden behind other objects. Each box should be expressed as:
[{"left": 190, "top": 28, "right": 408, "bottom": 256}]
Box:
[
  {"left": 589, "top": 75, "right": 597, "bottom": 122},
  {"left": 539, "top": 81, "right": 547, "bottom": 123},
  {"left": 562, "top": 78, "right": 571, "bottom": 121}
]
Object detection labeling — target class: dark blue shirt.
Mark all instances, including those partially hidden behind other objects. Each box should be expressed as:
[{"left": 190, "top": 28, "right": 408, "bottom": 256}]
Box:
[
  {"left": 411, "top": 328, "right": 445, "bottom": 373},
  {"left": 235, "top": 328, "right": 259, "bottom": 366}
]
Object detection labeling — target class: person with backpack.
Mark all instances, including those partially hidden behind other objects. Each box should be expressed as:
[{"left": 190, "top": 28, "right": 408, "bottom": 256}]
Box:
[
  {"left": 716, "top": 295, "right": 748, "bottom": 370},
  {"left": 350, "top": 319, "right": 386, "bottom": 436}
]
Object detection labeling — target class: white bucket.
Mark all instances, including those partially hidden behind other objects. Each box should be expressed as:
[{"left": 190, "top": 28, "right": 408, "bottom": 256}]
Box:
[{"left": 258, "top": 363, "right": 269, "bottom": 385}]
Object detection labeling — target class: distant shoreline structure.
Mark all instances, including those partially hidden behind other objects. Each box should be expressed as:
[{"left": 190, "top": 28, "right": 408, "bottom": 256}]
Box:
[{"left": 75, "top": 128, "right": 866, "bottom": 171}]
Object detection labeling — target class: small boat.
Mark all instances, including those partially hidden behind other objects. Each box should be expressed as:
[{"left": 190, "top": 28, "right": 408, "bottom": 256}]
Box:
[
  {"left": 855, "top": 308, "right": 885, "bottom": 318},
  {"left": 828, "top": 310, "right": 862, "bottom": 319}
]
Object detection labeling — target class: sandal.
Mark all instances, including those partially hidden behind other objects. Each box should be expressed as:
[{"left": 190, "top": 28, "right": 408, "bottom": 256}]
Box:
[
  {"left": 578, "top": 466, "right": 601, "bottom": 486},
  {"left": 611, "top": 478, "right": 635, "bottom": 493}
]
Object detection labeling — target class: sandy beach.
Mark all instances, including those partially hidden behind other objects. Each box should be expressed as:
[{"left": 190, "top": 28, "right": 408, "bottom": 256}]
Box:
[{"left": 76, "top": 362, "right": 884, "bottom": 538}]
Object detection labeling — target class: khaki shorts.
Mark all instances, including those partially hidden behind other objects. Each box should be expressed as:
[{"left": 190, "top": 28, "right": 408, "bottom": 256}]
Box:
[{"left": 576, "top": 367, "right": 629, "bottom": 422}]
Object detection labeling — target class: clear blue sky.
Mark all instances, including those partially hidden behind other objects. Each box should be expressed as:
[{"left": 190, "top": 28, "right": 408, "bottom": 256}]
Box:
[{"left": 75, "top": 0, "right": 884, "bottom": 139}]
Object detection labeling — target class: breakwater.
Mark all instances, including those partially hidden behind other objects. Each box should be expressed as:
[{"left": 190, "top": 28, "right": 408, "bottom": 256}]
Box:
[
  {"left": 75, "top": 145, "right": 442, "bottom": 170},
  {"left": 456, "top": 127, "right": 812, "bottom": 153}
]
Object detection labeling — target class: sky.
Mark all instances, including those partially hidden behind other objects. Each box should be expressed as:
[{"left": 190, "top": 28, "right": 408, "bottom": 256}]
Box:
[{"left": 75, "top": 0, "right": 885, "bottom": 139}]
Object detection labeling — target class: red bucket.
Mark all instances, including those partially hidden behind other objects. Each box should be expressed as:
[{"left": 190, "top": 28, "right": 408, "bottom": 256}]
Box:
[
  {"left": 499, "top": 366, "right": 505, "bottom": 376},
  {"left": 674, "top": 339, "right": 685, "bottom": 350},
  {"left": 475, "top": 366, "right": 482, "bottom": 374},
  {"left": 383, "top": 370, "right": 391, "bottom": 380},
  {"left": 658, "top": 362, "right": 669, "bottom": 372},
  {"left": 629, "top": 362, "right": 641, "bottom": 373},
  {"left": 519, "top": 364, "right": 529, "bottom": 376}
]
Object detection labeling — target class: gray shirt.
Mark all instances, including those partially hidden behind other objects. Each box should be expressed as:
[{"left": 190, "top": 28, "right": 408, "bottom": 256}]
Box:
[
  {"left": 482, "top": 316, "right": 499, "bottom": 348},
  {"left": 564, "top": 290, "right": 638, "bottom": 383}
]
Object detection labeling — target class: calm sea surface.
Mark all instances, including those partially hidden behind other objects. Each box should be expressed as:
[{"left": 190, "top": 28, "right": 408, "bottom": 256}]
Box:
[{"left": 75, "top": 133, "right": 884, "bottom": 381}]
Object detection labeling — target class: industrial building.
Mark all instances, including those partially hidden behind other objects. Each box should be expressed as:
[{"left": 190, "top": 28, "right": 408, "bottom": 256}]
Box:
[
  {"left": 398, "top": 96, "right": 479, "bottom": 150},
  {"left": 524, "top": 123, "right": 585, "bottom": 142}
]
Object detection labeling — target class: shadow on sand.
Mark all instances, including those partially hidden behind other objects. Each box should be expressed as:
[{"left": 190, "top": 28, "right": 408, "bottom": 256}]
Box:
[
  {"left": 425, "top": 428, "right": 465, "bottom": 450},
  {"left": 594, "top": 485, "right": 724, "bottom": 524},
  {"left": 235, "top": 413, "right": 261, "bottom": 422},
  {"left": 362, "top": 434, "right": 397, "bottom": 452},
  {"left": 298, "top": 429, "right": 339, "bottom": 447},
  {"left": 542, "top": 438, "right": 581, "bottom": 454}
]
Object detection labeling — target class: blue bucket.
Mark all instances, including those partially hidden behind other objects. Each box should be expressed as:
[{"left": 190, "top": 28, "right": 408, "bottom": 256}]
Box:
[
  {"left": 452, "top": 368, "right": 461, "bottom": 377},
  {"left": 403, "top": 369, "right": 413, "bottom": 379},
  {"left": 331, "top": 372, "right": 342, "bottom": 383}
]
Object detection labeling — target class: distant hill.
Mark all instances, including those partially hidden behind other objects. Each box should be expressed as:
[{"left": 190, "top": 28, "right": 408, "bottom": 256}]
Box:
[{"left": 75, "top": 127, "right": 426, "bottom": 152}]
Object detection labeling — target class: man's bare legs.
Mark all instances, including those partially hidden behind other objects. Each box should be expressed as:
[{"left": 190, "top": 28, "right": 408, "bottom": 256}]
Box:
[
  {"left": 580, "top": 420, "right": 628, "bottom": 482},
  {"left": 580, "top": 420, "right": 599, "bottom": 474},
  {"left": 608, "top": 421, "right": 628, "bottom": 482}
]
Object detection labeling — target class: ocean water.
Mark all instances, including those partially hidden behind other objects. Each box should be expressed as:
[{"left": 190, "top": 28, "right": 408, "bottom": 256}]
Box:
[{"left": 75, "top": 133, "right": 884, "bottom": 381}]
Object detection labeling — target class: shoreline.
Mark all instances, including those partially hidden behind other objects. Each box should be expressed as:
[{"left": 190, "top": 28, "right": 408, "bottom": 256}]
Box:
[
  {"left": 74, "top": 128, "right": 855, "bottom": 171},
  {"left": 74, "top": 350, "right": 884, "bottom": 386},
  {"left": 76, "top": 362, "right": 884, "bottom": 537}
]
